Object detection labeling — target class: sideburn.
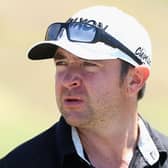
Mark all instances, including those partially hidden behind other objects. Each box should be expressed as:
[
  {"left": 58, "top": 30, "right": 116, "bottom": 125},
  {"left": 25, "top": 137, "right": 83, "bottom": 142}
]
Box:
[{"left": 119, "top": 60, "right": 134, "bottom": 87}]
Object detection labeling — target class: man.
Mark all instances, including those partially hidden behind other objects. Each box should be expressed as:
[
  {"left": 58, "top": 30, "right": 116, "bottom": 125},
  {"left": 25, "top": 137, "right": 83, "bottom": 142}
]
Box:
[{"left": 1, "top": 6, "right": 168, "bottom": 168}]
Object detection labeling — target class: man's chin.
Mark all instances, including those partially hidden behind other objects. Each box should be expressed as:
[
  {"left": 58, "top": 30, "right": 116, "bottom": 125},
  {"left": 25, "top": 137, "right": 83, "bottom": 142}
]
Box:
[
  {"left": 62, "top": 112, "right": 89, "bottom": 128},
  {"left": 63, "top": 115, "right": 82, "bottom": 127}
]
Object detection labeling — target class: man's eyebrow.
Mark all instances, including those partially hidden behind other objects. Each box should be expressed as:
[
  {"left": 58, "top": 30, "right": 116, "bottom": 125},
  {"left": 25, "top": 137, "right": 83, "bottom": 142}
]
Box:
[{"left": 54, "top": 52, "right": 66, "bottom": 60}]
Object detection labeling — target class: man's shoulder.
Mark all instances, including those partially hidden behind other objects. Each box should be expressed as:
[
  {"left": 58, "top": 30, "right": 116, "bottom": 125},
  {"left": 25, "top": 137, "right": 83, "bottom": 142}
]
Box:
[
  {"left": 1, "top": 122, "right": 60, "bottom": 168},
  {"left": 151, "top": 127, "right": 168, "bottom": 149},
  {"left": 144, "top": 120, "right": 168, "bottom": 150}
]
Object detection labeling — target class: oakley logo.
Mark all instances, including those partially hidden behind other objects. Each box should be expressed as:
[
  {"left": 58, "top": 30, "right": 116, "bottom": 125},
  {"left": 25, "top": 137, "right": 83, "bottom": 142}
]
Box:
[
  {"left": 135, "top": 47, "right": 151, "bottom": 65},
  {"left": 67, "top": 17, "right": 109, "bottom": 31}
]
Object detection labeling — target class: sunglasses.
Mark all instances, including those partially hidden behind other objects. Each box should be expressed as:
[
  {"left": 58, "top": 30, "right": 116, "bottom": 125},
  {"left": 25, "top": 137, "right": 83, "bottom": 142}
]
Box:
[{"left": 45, "top": 22, "right": 142, "bottom": 65}]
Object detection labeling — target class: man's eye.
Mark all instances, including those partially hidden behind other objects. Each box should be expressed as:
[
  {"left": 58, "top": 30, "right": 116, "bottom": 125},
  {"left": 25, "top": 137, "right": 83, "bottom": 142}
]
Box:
[
  {"left": 83, "top": 61, "right": 98, "bottom": 67},
  {"left": 55, "top": 60, "right": 67, "bottom": 66},
  {"left": 83, "top": 61, "right": 101, "bottom": 72}
]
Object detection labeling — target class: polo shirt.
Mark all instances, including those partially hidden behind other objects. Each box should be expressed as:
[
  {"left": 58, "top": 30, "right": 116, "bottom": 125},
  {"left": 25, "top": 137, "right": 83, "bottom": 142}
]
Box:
[{"left": 1, "top": 116, "right": 168, "bottom": 168}]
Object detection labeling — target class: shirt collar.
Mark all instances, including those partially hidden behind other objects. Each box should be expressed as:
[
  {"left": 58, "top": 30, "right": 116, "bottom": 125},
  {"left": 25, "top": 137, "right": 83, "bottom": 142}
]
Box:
[
  {"left": 71, "top": 117, "right": 160, "bottom": 166},
  {"left": 138, "top": 117, "right": 160, "bottom": 165},
  {"left": 71, "top": 127, "right": 91, "bottom": 165}
]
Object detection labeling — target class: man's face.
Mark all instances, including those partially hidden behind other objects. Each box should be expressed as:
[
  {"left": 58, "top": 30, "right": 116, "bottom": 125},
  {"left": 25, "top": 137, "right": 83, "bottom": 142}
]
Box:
[{"left": 55, "top": 48, "right": 127, "bottom": 128}]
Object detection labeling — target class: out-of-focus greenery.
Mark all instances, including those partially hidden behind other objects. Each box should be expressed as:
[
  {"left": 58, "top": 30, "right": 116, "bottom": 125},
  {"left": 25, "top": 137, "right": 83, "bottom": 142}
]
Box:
[{"left": 0, "top": 0, "right": 168, "bottom": 158}]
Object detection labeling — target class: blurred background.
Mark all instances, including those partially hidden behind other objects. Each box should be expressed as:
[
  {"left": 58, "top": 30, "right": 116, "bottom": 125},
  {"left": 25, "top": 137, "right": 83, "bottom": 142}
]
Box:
[{"left": 0, "top": 0, "right": 168, "bottom": 158}]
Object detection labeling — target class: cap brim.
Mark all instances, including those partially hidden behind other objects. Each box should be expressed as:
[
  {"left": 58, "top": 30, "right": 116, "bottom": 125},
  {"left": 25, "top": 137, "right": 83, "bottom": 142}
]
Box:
[
  {"left": 27, "top": 37, "right": 139, "bottom": 67},
  {"left": 28, "top": 42, "right": 58, "bottom": 60},
  {"left": 27, "top": 39, "right": 119, "bottom": 61}
]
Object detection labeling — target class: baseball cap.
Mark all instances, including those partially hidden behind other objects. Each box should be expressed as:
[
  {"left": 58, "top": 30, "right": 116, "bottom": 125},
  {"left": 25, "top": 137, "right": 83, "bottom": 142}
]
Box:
[{"left": 27, "top": 6, "right": 152, "bottom": 68}]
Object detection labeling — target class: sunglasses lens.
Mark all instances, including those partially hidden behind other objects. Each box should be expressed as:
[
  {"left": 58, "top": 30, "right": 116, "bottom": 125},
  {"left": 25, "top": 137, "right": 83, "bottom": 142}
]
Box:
[
  {"left": 46, "top": 23, "right": 62, "bottom": 40},
  {"left": 68, "top": 23, "right": 96, "bottom": 42}
]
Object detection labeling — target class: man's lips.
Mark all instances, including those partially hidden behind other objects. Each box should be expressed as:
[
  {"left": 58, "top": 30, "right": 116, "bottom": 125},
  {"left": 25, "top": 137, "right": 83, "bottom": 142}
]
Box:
[{"left": 63, "top": 96, "right": 84, "bottom": 108}]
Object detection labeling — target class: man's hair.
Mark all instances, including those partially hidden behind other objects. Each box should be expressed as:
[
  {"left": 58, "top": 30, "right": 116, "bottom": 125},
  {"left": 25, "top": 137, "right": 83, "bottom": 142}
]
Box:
[{"left": 120, "top": 61, "right": 146, "bottom": 100}]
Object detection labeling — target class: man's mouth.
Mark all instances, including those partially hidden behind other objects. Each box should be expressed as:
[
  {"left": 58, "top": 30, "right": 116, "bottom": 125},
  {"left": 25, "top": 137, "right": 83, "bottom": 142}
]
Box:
[{"left": 63, "top": 96, "right": 84, "bottom": 108}]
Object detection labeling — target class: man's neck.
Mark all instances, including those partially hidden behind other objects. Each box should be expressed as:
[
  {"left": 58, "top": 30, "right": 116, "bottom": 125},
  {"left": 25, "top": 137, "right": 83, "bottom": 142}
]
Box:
[{"left": 77, "top": 113, "right": 139, "bottom": 168}]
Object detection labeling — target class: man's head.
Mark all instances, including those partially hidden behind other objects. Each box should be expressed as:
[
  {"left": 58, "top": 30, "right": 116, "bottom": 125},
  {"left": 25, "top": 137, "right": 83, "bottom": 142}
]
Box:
[{"left": 27, "top": 6, "right": 151, "bottom": 126}]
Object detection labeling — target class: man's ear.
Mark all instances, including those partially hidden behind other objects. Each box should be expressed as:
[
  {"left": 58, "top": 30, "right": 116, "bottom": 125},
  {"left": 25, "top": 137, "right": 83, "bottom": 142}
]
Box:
[{"left": 127, "top": 66, "right": 150, "bottom": 96}]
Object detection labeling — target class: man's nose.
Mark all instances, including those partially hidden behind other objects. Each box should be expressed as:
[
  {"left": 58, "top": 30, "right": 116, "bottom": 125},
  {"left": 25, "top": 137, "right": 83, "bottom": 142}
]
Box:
[{"left": 62, "top": 72, "right": 81, "bottom": 89}]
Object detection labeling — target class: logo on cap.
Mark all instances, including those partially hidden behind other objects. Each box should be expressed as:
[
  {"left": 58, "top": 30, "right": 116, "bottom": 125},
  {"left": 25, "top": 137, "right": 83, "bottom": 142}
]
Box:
[
  {"left": 135, "top": 47, "right": 151, "bottom": 66},
  {"left": 67, "top": 17, "right": 109, "bottom": 31}
]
